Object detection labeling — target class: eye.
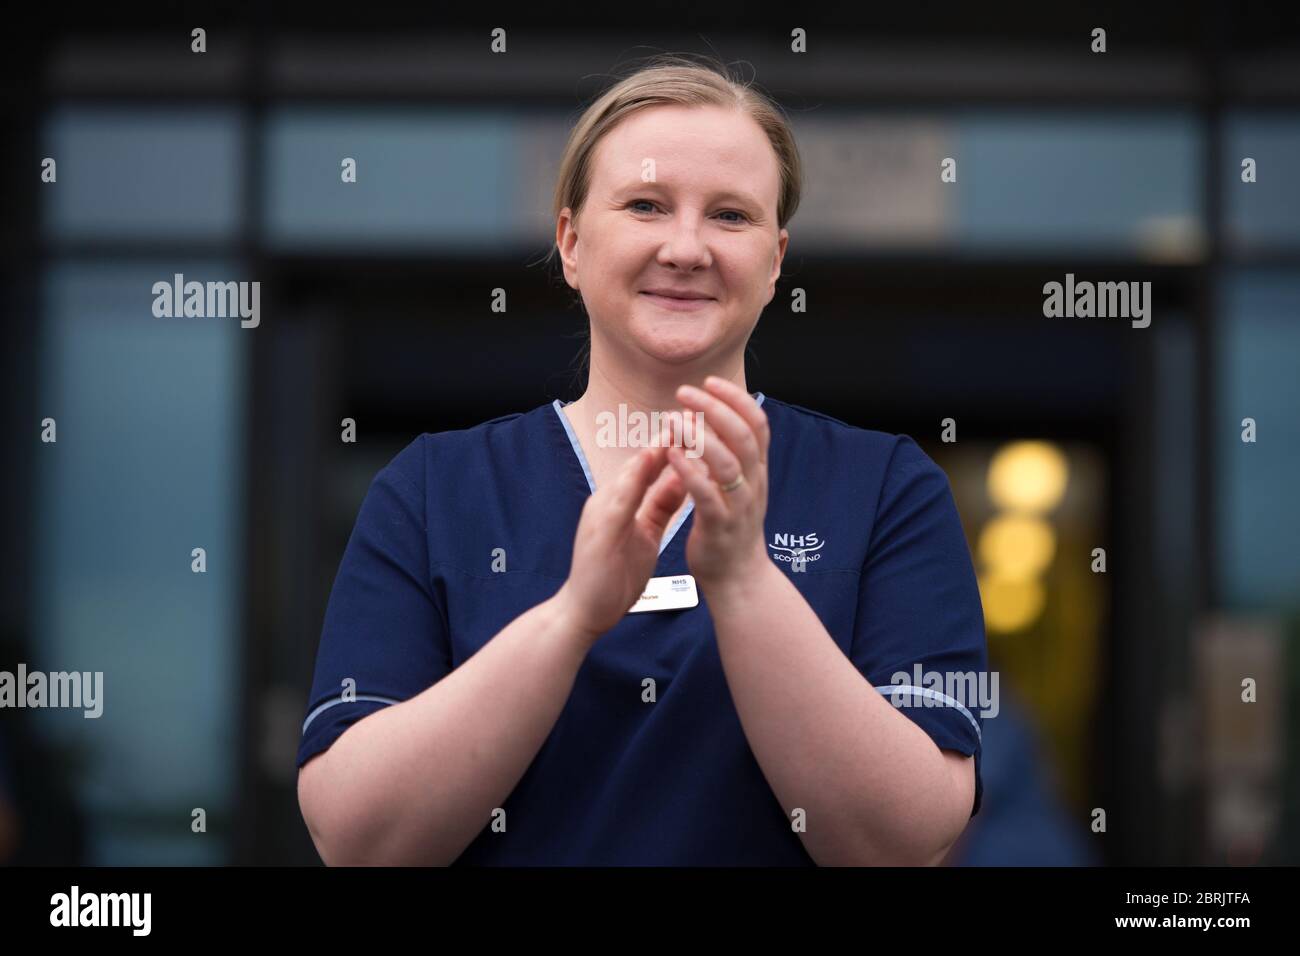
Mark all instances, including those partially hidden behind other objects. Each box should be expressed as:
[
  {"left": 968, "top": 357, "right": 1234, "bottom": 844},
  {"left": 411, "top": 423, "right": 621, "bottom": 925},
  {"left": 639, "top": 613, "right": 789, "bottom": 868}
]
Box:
[{"left": 625, "top": 200, "right": 750, "bottom": 224}]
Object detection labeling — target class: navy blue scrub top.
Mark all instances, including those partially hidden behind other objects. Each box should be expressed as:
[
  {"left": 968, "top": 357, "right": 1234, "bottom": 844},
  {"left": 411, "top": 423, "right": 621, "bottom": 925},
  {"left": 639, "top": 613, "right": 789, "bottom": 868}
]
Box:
[{"left": 298, "top": 393, "right": 988, "bottom": 865}]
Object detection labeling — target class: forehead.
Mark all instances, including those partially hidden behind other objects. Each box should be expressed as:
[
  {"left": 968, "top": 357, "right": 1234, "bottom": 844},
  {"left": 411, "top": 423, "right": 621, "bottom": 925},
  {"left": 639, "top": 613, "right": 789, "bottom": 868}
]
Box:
[{"left": 589, "top": 104, "right": 780, "bottom": 202}]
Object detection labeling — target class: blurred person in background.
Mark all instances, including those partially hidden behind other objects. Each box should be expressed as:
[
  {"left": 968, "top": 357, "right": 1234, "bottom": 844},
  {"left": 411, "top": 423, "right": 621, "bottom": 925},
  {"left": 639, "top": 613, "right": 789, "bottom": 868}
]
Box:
[{"left": 943, "top": 687, "right": 1099, "bottom": 866}]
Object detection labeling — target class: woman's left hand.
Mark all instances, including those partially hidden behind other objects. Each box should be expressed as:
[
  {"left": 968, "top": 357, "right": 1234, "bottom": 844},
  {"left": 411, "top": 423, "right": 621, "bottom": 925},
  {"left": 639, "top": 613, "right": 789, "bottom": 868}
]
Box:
[{"left": 664, "top": 376, "right": 772, "bottom": 595}]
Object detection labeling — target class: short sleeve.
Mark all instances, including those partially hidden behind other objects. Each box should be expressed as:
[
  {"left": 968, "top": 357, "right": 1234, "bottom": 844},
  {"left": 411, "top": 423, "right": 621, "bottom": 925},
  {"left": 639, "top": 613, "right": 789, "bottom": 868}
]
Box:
[
  {"left": 296, "top": 437, "right": 453, "bottom": 769},
  {"left": 850, "top": 434, "right": 989, "bottom": 818}
]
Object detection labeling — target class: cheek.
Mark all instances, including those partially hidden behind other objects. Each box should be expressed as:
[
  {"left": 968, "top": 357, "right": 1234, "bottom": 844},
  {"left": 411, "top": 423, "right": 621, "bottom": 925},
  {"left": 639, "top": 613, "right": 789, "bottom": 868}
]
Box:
[
  {"left": 720, "top": 252, "right": 771, "bottom": 304},
  {"left": 591, "top": 242, "right": 642, "bottom": 291}
]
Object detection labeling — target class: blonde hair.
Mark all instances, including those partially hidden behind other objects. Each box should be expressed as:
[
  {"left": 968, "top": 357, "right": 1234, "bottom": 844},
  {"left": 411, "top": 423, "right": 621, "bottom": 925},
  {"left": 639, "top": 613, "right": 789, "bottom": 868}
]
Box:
[{"left": 549, "top": 53, "right": 801, "bottom": 259}]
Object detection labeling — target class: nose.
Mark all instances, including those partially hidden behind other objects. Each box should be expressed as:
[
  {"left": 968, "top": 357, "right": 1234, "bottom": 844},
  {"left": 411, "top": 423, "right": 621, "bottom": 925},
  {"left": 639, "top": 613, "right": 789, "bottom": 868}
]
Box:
[{"left": 655, "top": 211, "right": 712, "bottom": 271}]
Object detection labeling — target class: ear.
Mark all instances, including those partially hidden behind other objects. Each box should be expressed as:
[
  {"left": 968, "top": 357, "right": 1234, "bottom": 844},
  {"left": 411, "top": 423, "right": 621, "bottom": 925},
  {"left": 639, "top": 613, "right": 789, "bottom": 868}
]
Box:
[
  {"left": 556, "top": 206, "right": 581, "bottom": 291},
  {"left": 765, "top": 227, "right": 789, "bottom": 304}
]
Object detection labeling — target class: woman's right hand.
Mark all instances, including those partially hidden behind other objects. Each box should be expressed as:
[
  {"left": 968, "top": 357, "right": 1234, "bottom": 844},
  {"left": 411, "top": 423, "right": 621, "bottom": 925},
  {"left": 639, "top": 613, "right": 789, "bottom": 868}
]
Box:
[{"left": 556, "top": 444, "right": 689, "bottom": 647}]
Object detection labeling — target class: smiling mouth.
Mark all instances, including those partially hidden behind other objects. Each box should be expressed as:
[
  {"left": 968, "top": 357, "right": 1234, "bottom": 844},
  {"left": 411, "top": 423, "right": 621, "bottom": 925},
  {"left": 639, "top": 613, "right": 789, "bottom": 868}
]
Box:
[{"left": 639, "top": 292, "right": 715, "bottom": 310}]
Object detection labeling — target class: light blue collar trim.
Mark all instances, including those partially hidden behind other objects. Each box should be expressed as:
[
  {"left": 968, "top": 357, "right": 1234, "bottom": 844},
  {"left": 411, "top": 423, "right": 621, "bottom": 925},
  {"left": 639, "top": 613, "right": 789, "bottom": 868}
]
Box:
[
  {"left": 552, "top": 397, "right": 596, "bottom": 495},
  {"left": 552, "top": 392, "right": 766, "bottom": 556}
]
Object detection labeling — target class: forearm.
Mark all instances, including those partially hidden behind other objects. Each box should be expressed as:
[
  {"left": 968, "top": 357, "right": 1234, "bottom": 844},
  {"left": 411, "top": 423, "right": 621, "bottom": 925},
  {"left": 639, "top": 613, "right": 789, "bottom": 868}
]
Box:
[
  {"left": 706, "top": 557, "right": 966, "bottom": 866},
  {"left": 299, "top": 590, "right": 592, "bottom": 865}
]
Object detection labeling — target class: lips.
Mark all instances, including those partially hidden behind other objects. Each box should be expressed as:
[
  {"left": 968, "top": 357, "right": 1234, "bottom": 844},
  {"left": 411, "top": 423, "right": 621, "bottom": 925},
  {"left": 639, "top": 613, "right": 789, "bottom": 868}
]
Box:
[
  {"left": 642, "top": 290, "right": 717, "bottom": 300},
  {"left": 640, "top": 291, "right": 715, "bottom": 311}
]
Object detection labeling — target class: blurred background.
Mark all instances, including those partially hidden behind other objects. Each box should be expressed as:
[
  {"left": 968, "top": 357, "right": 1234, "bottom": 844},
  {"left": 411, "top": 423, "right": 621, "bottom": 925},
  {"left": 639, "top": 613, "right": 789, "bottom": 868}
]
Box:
[{"left": 1, "top": 2, "right": 1298, "bottom": 866}]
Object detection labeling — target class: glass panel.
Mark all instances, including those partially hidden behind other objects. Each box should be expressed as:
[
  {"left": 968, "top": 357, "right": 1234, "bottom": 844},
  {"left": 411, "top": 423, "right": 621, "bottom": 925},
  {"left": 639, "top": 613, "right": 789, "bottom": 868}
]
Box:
[
  {"left": 954, "top": 111, "right": 1203, "bottom": 258},
  {"left": 32, "top": 259, "right": 247, "bottom": 863},
  {"left": 42, "top": 106, "right": 244, "bottom": 241},
  {"left": 263, "top": 107, "right": 517, "bottom": 249},
  {"left": 1223, "top": 112, "right": 1300, "bottom": 251},
  {"left": 1216, "top": 269, "right": 1300, "bottom": 608}
]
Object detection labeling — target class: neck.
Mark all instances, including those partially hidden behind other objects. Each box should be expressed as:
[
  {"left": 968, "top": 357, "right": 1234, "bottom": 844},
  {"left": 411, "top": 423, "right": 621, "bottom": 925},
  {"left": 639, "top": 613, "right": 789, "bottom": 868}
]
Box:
[
  {"left": 568, "top": 334, "right": 748, "bottom": 424},
  {"left": 562, "top": 336, "right": 749, "bottom": 479}
]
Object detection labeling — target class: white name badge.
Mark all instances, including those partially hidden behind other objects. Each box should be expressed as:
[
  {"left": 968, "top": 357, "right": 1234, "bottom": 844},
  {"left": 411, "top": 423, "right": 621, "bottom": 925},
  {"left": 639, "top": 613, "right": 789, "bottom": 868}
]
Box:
[{"left": 627, "top": 574, "right": 699, "bottom": 614}]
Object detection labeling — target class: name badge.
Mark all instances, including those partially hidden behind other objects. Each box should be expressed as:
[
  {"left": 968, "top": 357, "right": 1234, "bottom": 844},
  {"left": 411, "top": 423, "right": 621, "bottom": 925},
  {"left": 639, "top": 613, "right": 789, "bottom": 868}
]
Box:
[{"left": 627, "top": 574, "right": 699, "bottom": 614}]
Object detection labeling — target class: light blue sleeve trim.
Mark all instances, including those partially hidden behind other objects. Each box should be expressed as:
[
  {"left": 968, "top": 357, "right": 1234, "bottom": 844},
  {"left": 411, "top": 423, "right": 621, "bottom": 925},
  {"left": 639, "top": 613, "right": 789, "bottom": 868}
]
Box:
[
  {"left": 301, "top": 694, "right": 402, "bottom": 734},
  {"left": 872, "top": 684, "right": 982, "bottom": 742},
  {"left": 552, "top": 392, "right": 765, "bottom": 557}
]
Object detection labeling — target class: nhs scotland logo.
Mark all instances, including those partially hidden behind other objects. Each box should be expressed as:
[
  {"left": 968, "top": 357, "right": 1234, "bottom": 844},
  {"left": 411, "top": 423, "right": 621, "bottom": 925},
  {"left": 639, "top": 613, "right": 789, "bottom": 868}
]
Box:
[{"left": 768, "top": 532, "right": 823, "bottom": 573}]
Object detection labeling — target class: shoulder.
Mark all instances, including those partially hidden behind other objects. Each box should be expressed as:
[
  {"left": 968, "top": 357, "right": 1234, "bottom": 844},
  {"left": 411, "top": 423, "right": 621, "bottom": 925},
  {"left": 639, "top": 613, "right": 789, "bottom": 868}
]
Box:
[
  {"left": 371, "top": 405, "right": 543, "bottom": 494},
  {"left": 761, "top": 395, "right": 939, "bottom": 481}
]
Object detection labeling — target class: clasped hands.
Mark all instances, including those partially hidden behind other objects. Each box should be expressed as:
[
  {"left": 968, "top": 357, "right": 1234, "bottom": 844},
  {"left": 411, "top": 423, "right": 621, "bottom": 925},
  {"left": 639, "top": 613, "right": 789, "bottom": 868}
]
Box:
[{"left": 557, "top": 376, "right": 775, "bottom": 644}]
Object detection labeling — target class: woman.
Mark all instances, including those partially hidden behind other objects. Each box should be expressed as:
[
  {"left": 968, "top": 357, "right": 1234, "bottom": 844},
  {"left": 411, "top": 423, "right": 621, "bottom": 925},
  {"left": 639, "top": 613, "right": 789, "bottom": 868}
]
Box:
[{"left": 296, "top": 55, "right": 987, "bottom": 866}]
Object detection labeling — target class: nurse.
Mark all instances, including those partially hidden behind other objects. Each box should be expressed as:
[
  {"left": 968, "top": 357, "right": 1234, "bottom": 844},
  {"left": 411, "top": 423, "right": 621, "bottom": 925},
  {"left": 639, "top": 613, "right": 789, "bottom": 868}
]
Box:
[{"left": 297, "top": 55, "right": 988, "bottom": 866}]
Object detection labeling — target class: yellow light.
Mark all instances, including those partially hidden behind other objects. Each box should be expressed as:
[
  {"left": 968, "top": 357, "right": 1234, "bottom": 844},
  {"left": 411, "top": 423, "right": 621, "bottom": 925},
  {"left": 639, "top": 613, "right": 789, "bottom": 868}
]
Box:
[
  {"left": 987, "top": 441, "right": 1069, "bottom": 514},
  {"left": 978, "top": 572, "right": 1047, "bottom": 633},
  {"left": 978, "top": 514, "right": 1056, "bottom": 580}
]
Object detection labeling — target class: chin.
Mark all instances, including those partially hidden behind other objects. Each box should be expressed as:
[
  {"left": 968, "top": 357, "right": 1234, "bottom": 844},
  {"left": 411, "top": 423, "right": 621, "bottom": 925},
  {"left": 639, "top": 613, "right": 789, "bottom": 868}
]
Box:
[
  {"left": 628, "top": 317, "right": 726, "bottom": 363},
  {"left": 631, "top": 325, "right": 724, "bottom": 363},
  {"left": 633, "top": 338, "right": 716, "bottom": 366}
]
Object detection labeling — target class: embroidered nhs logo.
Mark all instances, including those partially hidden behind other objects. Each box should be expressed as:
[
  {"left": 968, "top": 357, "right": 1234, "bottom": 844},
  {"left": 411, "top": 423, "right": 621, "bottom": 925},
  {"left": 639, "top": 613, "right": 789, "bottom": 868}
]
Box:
[{"left": 768, "top": 532, "right": 823, "bottom": 573}]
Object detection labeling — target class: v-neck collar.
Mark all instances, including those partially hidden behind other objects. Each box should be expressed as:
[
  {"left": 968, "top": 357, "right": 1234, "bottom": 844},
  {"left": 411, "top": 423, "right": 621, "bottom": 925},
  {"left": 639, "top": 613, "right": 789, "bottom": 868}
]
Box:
[{"left": 551, "top": 392, "right": 767, "bottom": 556}]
